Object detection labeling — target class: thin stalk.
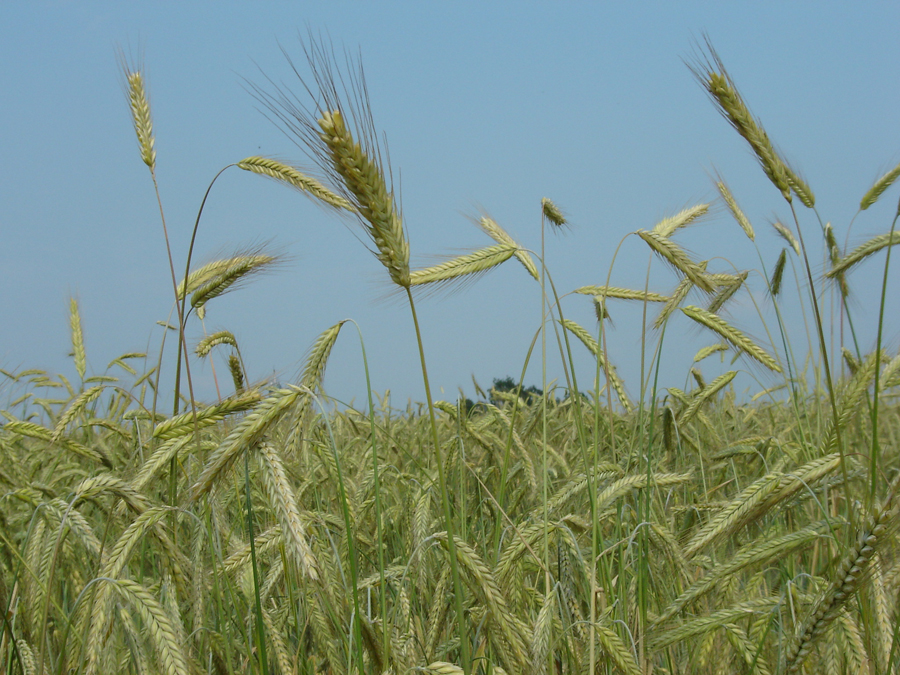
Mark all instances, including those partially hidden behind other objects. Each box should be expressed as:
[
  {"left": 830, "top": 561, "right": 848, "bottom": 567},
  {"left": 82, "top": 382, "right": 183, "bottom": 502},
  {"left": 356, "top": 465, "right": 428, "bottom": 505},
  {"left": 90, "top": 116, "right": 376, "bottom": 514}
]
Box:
[
  {"left": 869, "top": 212, "right": 899, "bottom": 503},
  {"left": 789, "top": 204, "right": 852, "bottom": 516},
  {"left": 245, "top": 452, "right": 269, "bottom": 675},
  {"left": 350, "top": 321, "right": 390, "bottom": 666},
  {"left": 404, "top": 287, "right": 470, "bottom": 673}
]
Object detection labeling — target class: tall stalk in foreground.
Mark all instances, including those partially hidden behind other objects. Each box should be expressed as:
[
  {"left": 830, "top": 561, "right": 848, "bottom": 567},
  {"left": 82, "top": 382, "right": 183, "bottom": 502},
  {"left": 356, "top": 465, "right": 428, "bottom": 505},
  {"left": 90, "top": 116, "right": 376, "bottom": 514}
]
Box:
[{"left": 249, "top": 39, "right": 528, "bottom": 673}]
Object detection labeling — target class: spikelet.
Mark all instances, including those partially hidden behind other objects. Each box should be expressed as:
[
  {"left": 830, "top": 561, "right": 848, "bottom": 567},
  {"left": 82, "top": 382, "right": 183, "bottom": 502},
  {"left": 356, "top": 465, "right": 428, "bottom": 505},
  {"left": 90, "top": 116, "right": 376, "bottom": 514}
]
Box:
[{"left": 237, "top": 156, "right": 352, "bottom": 210}]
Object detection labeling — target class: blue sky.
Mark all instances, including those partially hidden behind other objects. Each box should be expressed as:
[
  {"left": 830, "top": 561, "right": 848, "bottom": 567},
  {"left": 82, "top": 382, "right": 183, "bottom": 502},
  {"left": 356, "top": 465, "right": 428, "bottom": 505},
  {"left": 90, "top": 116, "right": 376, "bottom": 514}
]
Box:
[{"left": 2, "top": 2, "right": 899, "bottom": 409}]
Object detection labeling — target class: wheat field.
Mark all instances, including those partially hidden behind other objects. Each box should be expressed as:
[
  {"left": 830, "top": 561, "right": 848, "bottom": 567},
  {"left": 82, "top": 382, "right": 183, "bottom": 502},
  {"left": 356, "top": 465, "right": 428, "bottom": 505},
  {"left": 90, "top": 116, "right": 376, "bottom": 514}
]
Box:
[{"left": 1, "top": 40, "right": 899, "bottom": 675}]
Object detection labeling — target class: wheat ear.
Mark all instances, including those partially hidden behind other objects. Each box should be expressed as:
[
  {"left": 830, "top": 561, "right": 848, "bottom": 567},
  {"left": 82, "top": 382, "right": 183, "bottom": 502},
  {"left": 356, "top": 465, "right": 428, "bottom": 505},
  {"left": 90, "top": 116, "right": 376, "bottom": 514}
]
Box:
[
  {"left": 109, "top": 578, "right": 189, "bottom": 675},
  {"left": 860, "top": 158, "right": 900, "bottom": 209},
  {"left": 771, "top": 221, "right": 800, "bottom": 255},
  {"left": 4, "top": 419, "right": 111, "bottom": 467},
  {"left": 51, "top": 385, "right": 103, "bottom": 442},
  {"left": 770, "top": 248, "right": 787, "bottom": 298},
  {"left": 716, "top": 177, "right": 754, "bottom": 240},
  {"left": 637, "top": 230, "right": 714, "bottom": 292},
  {"left": 318, "top": 109, "right": 410, "bottom": 287},
  {"left": 189, "top": 387, "right": 303, "bottom": 500},
  {"left": 679, "top": 370, "right": 736, "bottom": 424},
  {"left": 69, "top": 297, "right": 87, "bottom": 380},
  {"left": 479, "top": 216, "right": 539, "bottom": 280},
  {"left": 652, "top": 203, "right": 710, "bottom": 238},
  {"left": 434, "top": 532, "right": 529, "bottom": 671},
  {"left": 575, "top": 285, "right": 669, "bottom": 302},
  {"left": 151, "top": 390, "right": 260, "bottom": 440},
  {"left": 654, "top": 269, "right": 703, "bottom": 329},
  {"left": 691, "top": 43, "right": 815, "bottom": 205},
  {"left": 190, "top": 254, "right": 279, "bottom": 314},
  {"left": 409, "top": 244, "right": 517, "bottom": 286},
  {"left": 785, "top": 496, "right": 899, "bottom": 672},
  {"left": 592, "top": 620, "right": 642, "bottom": 675},
  {"left": 681, "top": 305, "right": 782, "bottom": 372},
  {"left": 560, "top": 319, "right": 630, "bottom": 411},
  {"left": 123, "top": 69, "right": 156, "bottom": 170},
  {"left": 827, "top": 231, "right": 900, "bottom": 278},
  {"left": 256, "top": 442, "right": 319, "bottom": 580},
  {"left": 541, "top": 197, "right": 567, "bottom": 228},
  {"left": 656, "top": 521, "right": 833, "bottom": 626},
  {"left": 195, "top": 330, "right": 238, "bottom": 357},
  {"left": 237, "top": 156, "right": 352, "bottom": 210}
]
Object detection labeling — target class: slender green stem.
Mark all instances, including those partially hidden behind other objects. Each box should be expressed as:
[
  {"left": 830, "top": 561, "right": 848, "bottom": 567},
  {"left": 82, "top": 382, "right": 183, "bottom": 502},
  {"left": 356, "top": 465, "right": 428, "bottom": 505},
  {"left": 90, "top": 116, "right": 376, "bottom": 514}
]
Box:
[
  {"left": 869, "top": 212, "right": 899, "bottom": 502},
  {"left": 245, "top": 452, "right": 269, "bottom": 675},
  {"left": 404, "top": 287, "right": 470, "bottom": 673}
]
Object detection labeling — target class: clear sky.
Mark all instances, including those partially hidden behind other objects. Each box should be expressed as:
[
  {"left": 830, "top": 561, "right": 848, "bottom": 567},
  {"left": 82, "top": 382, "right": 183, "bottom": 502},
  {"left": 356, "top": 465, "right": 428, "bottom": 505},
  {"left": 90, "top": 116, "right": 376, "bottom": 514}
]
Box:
[{"left": 2, "top": 1, "right": 899, "bottom": 410}]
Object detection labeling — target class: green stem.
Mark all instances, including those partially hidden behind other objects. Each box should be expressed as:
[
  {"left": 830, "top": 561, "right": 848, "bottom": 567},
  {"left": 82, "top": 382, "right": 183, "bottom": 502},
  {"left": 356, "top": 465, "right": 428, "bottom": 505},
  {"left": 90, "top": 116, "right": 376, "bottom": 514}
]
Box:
[
  {"left": 405, "top": 287, "right": 470, "bottom": 674},
  {"left": 869, "top": 212, "right": 899, "bottom": 503}
]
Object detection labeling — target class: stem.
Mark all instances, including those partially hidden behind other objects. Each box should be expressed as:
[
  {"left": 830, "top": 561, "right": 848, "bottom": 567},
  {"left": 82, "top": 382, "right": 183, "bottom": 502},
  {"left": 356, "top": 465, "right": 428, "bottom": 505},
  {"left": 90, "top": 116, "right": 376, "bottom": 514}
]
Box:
[
  {"left": 869, "top": 212, "right": 899, "bottom": 503},
  {"left": 404, "top": 287, "right": 470, "bottom": 673}
]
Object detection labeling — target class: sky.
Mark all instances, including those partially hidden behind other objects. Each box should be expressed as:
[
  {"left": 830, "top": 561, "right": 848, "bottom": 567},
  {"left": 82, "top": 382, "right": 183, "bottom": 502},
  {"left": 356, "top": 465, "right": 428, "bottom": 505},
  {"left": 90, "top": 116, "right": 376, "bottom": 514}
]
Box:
[{"left": 2, "top": 1, "right": 899, "bottom": 411}]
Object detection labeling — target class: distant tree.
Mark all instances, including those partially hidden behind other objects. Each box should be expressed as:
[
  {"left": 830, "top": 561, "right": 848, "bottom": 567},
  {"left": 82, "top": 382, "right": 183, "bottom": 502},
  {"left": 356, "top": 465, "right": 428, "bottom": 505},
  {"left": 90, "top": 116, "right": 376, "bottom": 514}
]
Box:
[{"left": 490, "top": 377, "right": 543, "bottom": 406}]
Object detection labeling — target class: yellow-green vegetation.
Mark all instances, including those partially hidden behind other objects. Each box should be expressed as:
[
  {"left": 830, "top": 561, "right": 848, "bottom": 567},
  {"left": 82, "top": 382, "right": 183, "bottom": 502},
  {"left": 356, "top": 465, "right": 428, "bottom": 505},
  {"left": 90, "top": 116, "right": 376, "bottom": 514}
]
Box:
[{"left": 2, "top": 40, "right": 899, "bottom": 675}]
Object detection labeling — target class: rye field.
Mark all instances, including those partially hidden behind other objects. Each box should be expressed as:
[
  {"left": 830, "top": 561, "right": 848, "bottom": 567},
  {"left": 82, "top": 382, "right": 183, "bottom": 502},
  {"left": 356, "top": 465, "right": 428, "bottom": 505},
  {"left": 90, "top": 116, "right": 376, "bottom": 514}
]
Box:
[{"left": 2, "top": 40, "right": 899, "bottom": 675}]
